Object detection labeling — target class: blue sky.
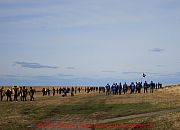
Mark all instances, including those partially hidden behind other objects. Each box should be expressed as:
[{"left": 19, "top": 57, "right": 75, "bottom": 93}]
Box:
[{"left": 0, "top": 0, "right": 180, "bottom": 86}]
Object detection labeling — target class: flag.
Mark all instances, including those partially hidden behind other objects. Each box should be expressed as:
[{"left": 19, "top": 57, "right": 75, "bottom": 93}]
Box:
[{"left": 143, "top": 73, "right": 146, "bottom": 78}]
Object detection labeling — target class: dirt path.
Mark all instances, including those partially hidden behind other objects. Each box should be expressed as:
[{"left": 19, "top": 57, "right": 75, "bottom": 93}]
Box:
[
  {"left": 98, "top": 107, "right": 180, "bottom": 123},
  {"left": 37, "top": 108, "right": 180, "bottom": 130}
]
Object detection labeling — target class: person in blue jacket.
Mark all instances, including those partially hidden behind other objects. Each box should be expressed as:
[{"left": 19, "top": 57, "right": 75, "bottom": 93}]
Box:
[
  {"left": 111, "top": 83, "right": 116, "bottom": 95},
  {"left": 150, "top": 81, "right": 155, "bottom": 93},
  {"left": 144, "top": 81, "right": 148, "bottom": 93},
  {"left": 130, "top": 82, "right": 135, "bottom": 94}
]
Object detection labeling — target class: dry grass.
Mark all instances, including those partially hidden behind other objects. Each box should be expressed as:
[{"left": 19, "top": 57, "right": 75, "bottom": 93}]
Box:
[
  {"left": 0, "top": 85, "right": 179, "bottom": 130},
  {"left": 101, "top": 112, "right": 180, "bottom": 130},
  {"left": 104, "top": 86, "right": 180, "bottom": 109}
]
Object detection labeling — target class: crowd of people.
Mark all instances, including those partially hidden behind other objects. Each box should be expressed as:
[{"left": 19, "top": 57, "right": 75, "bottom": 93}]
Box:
[
  {"left": 100, "top": 81, "right": 163, "bottom": 95},
  {"left": 41, "top": 81, "right": 162, "bottom": 97},
  {"left": 0, "top": 86, "right": 35, "bottom": 101},
  {"left": 0, "top": 81, "right": 162, "bottom": 101},
  {"left": 41, "top": 87, "right": 82, "bottom": 97}
]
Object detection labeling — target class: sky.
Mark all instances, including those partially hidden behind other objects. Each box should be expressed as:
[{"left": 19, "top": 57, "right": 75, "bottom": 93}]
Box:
[{"left": 0, "top": 0, "right": 180, "bottom": 86}]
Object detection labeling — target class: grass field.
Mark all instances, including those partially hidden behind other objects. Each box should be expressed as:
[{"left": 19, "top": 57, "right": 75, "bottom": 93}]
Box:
[{"left": 0, "top": 85, "right": 179, "bottom": 130}]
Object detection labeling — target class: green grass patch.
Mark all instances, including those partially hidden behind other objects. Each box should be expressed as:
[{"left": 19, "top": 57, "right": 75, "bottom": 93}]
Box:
[{"left": 20, "top": 102, "right": 158, "bottom": 121}]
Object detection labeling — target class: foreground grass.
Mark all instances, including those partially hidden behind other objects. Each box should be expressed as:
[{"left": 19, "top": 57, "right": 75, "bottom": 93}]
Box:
[
  {"left": 0, "top": 85, "right": 179, "bottom": 130},
  {"left": 96, "top": 112, "right": 180, "bottom": 130}
]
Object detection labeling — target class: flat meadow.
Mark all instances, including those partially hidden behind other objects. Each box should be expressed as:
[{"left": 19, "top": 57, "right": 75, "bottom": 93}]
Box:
[{"left": 0, "top": 85, "right": 179, "bottom": 130}]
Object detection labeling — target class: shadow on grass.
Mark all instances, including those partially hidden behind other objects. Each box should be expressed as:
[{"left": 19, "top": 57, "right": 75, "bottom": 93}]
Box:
[{"left": 21, "top": 102, "right": 155, "bottom": 121}]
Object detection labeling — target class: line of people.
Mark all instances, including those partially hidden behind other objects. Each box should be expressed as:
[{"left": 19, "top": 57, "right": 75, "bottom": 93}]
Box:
[
  {"left": 41, "top": 87, "right": 82, "bottom": 97},
  {"left": 102, "top": 81, "right": 162, "bottom": 95},
  {"left": 1, "top": 81, "right": 163, "bottom": 101},
  {"left": 0, "top": 86, "right": 35, "bottom": 101}
]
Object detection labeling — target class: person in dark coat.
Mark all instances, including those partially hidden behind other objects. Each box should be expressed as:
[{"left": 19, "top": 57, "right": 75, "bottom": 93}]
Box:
[
  {"left": 123, "top": 82, "right": 128, "bottom": 94},
  {"left": 52, "top": 87, "right": 55, "bottom": 96},
  {"left": 62, "top": 87, "right": 67, "bottom": 97},
  {"left": 0, "top": 86, "right": 6, "bottom": 101},
  {"left": 22, "top": 86, "right": 28, "bottom": 101},
  {"left": 42, "top": 88, "right": 45, "bottom": 96},
  {"left": 130, "top": 82, "right": 135, "bottom": 94},
  {"left": 119, "top": 83, "right": 122, "bottom": 95},
  {"left": 56, "top": 88, "right": 59, "bottom": 94},
  {"left": 71, "top": 87, "right": 75, "bottom": 96},
  {"left": 6, "top": 89, "right": 12, "bottom": 101},
  {"left": 150, "top": 81, "right": 155, "bottom": 93},
  {"left": 0, "top": 86, "right": 5, "bottom": 101},
  {"left": 19, "top": 87, "right": 23, "bottom": 101},
  {"left": 59, "top": 88, "right": 62, "bottom": 94},
  {"left": 29, "top": 87, "right": 35, "bottom": 101},
  {"left": 144, "top": 81, "right": 148, "bottom": 93},
  {"left": 105, "top": 83, "right": 110, "bottom": 95},
  {"left": 111, "top": 83, "right": 116, "bottom": 95},
  {"left": 47, "top": 88, "right": 50, "bottom": 96},
  {"left": 13, "top": 86, "right": 19, "bottom": 101},
  {"left": 136, "top": 82, "right": 142, "bottom": 93}
]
